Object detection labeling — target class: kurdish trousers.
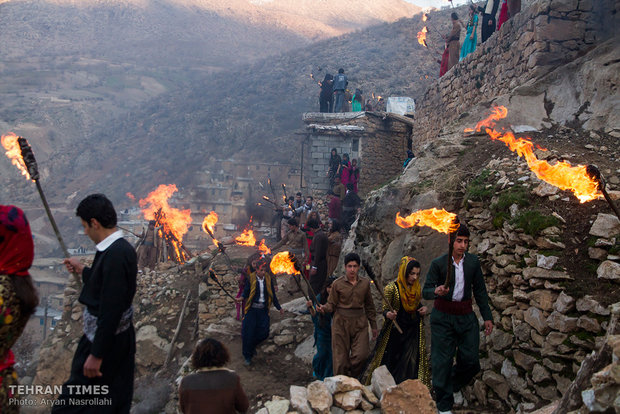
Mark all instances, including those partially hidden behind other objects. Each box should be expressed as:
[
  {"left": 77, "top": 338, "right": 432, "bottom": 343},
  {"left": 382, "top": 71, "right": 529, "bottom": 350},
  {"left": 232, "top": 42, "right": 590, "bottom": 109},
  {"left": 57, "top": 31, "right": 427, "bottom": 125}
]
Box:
[
  {"left": 331, "top": 309, "right": 369, "bottom": 378},
  {"left": 242, "top": 307, "right": 270, "bottom": 361}
]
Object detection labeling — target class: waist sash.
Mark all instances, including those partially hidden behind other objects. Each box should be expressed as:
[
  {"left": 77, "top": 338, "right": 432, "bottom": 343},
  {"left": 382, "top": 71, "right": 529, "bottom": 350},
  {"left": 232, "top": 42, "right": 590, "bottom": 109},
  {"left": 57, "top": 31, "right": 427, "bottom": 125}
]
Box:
[
  {"left": 433, "top": 299, "right": 473, "bottom": 315},
  {"left": 83, "top": 306, "right": 133, "bottom": 342}
]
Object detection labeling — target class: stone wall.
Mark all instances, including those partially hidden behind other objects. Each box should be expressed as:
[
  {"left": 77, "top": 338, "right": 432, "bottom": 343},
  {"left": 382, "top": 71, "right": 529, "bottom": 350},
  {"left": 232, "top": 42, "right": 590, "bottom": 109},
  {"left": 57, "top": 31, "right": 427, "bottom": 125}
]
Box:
[
  {"left": 412, "top": 0, "right": 619, "bottom": 146},
  {"left": 302, "top": 112, "right": 411, "bottom": 196}
]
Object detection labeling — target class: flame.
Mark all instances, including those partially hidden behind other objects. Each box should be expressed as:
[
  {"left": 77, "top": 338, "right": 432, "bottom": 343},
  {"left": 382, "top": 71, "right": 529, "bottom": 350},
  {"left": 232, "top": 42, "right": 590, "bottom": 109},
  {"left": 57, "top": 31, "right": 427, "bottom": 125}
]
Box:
[
  {"left": 417, "top": 26, "right": 428, "bottom": 47},
  {"left": 270, "top": 251, "right": 297, "bottom": 274},
  {"left": 258, "top": 240, "right": 271, "bottom": 255},
  {"left": 235, "top": 223, "right": 271, "bottom": 254},
  {"left": 126, "top": 192, "right": 136, "bottom": 202},
  {"left": 139, "top": 184, "right": 192, "bottom": 262},
  {"left": 1, "top": 132, "right": 31, "bottom": 180},
  {"left": 468, "top": 106, "right": 601, "bottom": 203},
  {"left": 422, "top": 13, "right": 428, "bottom": 22},
  {"left": 201, "top": 211, "right": 219, "bottom": 245},
  {"left": 395, "top": 208, "right": 459, "bottom": 234}
]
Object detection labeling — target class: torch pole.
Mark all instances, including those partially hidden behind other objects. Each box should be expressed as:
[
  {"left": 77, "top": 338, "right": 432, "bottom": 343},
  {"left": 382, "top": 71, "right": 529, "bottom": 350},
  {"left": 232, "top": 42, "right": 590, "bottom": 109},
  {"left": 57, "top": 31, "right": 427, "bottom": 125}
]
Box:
[
  {"left": 362, "top": 261, "right": 403, "bottom": 334},
  {"left": 444, "top": 234, "right": 453, "bottom": 288},
  {"left": 292, "top": 274, "right": 316, "bottom": 316},
  {"left": 587, "top": 165, "right": 620, "bottom": 221},
  {"left": 208, "top": 269, "right": 237, "bottom": 301},
  {"left": 34, "top": 180, "right": 82, "bottom": 288},
  {"left": 600, "top": 186, "right": 620, "bottom": 221}
]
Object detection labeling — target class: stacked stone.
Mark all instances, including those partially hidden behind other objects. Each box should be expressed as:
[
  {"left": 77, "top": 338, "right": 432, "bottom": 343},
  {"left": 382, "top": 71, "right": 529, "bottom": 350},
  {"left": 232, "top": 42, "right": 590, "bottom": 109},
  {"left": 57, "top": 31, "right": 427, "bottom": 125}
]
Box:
[
  {"left": 256, "top": 367, "right": 436, "bottom": 414},
  {"left": 412, "top": 0, "right": 616, "bottom": 147},
  {"left": 198, "top": 258, "right": 240, "bottom": 332}
]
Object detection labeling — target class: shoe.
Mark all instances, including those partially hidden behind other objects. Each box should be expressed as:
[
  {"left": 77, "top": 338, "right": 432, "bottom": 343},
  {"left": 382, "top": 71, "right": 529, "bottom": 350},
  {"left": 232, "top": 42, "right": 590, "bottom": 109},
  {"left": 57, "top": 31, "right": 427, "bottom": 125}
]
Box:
[
  {"left": 243, "top": 359, "right": 251, "bottom": 366},
  {"left": 453, "top": 391, "right": 463, "bottom": 406}
]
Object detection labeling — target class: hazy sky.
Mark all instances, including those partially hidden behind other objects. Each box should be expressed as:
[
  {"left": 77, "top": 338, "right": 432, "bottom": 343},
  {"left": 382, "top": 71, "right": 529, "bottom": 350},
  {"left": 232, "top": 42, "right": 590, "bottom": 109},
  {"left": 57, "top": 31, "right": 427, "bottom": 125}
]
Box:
[{"left": 406, "top": 0, "right": 470, "bottom": 8}]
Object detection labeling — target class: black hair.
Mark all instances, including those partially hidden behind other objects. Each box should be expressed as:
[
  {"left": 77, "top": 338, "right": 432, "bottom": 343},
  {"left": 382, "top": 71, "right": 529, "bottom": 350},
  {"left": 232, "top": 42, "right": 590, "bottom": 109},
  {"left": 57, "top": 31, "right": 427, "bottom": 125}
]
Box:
[
  {"left": 330, "top": 219, "right": 341, "bottom": 233},
  {"left": 451, "top": 12, "right": 459, "bottom": 20},
  {"left": 287, "top": 217, "right": 298, "bottom": 227},
  {"left": 455, "top": 223, "right": 470, "bottom": 238},
  {"left": 306, "top": 196, "right": 313, "bottom": 201},
  {"left": 192, "top": 338, "right": 230, "bottom": 369},
  {"left": 306, "top": 218, "right": 320, "bottom": 229},
  {"left": 344, "top": 252, "right": 360, "bottom": 265},
  {"left": 405, "top": 259, "right": 421, "bottom": 277},
  {"left": 331, "top": 148, "right": 337, "bottom": 154},
  {"left": 76, "top": 194, "right": 117, "bottom": 228},
  {"left": 296, "top": 192, "right": 302, "bottom": 197},
  {"left": 338, "top": 68, "right": 345, "bottom": 73}
]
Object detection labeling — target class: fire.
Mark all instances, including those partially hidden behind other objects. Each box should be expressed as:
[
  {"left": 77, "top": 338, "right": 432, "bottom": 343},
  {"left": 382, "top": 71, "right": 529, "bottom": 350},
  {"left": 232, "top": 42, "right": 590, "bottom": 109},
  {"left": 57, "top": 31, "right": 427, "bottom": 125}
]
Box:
[
  {"left": 467, "top": 106, "right": 601, "bottom": 203},
  {"left": 201, "top": 211, "right": 219, "bottom": 245},
  {"left": 126, "top": 192, "right": 136, "bottom": 202},
  {"left": 270, "top": 252, "right": 297, "bottom": 275},
  {"left": 258, "top": 240, "right": 271, "bottom": 255},
  {"left": 422, "top": 13, "right": 428, "bottom": 22},
  {"left": 417, "top": 26, "right": 428, "bottom": 47},
  {"left": 395, "top": 208, "right": 459, "bottom": 234},
  {"left": 235, "top": 225, "right": 271, "bottom": 254},
  {"left": 139, "top": 184, "right": 192, "bottom": 262},
  {"left": 1, "top": 132, "right": 31, "bottom": 180}
]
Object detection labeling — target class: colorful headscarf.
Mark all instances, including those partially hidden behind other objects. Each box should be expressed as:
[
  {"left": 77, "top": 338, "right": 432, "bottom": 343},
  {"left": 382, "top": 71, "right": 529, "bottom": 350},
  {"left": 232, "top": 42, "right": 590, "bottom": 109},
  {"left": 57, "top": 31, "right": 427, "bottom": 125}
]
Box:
[
  {"left": 0, "top": 205, "right": 34, "bottom": 277},
  {"left": 396, "top": 256, "right": 421, "bottom": 313}
]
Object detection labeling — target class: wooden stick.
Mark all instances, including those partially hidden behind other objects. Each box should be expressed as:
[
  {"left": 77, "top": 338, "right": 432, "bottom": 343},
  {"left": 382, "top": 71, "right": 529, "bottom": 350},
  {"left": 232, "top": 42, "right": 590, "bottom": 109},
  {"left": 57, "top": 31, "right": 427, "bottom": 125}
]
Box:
[
  {"left": 361, "top": 261, "right": 403, "bottom": 334},
  {"left": 291, "top": 274, "right": 316, "bottom": 316},
  {"left": 164, "top": 288, "right": 191, "bottom": 367}
]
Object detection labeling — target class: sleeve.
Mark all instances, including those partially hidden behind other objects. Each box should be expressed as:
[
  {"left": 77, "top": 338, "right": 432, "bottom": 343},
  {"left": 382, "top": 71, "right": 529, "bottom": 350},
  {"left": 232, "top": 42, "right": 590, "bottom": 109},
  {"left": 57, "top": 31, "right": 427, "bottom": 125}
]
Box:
[
  {"left": 82, "top": 266, "right": 92, "bottom": 284},
  {"left": 242, "top": 276, "right": 251, "bottom": 299},
  {"left": 323, "top": 281, "right": 339, "bottom": 313},
  {"left": 472, "top": 259, "right": 493, "bottom": 321},
  {"left": 271, "top": 278, "right": 281, "bottom": 310},
  {"left": 272, "top": 233, "right": 287, "bottom": 251},
  {"left": 364, "top": 282, "right": 377, "bottom": 330},
  {"left": 422, "top": 259, "right": 441, "bottom": 300},
  {"left": 382, "top": 283, "right": 396, "bottom": 316},
  {"left": 234, "top": 375, "right": 250, "bottom": 413},
  {"left": 178, "top": 379, "right": 186, "bottom": 413},
  {"left": 90, "top": 246, "right": 136, "bottom": 359}
]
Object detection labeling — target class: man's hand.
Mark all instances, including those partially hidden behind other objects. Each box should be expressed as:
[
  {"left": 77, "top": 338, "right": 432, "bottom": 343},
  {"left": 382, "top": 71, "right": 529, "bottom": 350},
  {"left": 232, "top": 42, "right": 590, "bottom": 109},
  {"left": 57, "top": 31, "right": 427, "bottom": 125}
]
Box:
[
  {"left": 386, "top": 311, "right": 397, "bottom": 321},
  {"left": 235, "top": 297, "right": 244, "bottom": 304},
  {"left": 418, "top": 306, "right": 428, "bottom": 316},
  {"left": 316, "top": 304, "right": 325, "bottom": 314},
  {"left": 279, "top": 308, "right": 285, "bottom": 315},
  {"left": 63, "top": 258, "right": 84, "bottom": 274},
  {"left": 372, "top": 329, "right": 378, "bottom": 340},
  {"left": 488, "top": 19, "right": 493, "bottom": 26},
  {"left": 484, "top": 320, "right": 493, "bottom": 336},
  {"left": 83, "top": 355, "right": 103, "bottom": 378},
  {"left": 309, "top": 267, "right": 317, "bottom": 276},
  {"left": 434, "top": 285, "right": 450, "bottom": 296}
]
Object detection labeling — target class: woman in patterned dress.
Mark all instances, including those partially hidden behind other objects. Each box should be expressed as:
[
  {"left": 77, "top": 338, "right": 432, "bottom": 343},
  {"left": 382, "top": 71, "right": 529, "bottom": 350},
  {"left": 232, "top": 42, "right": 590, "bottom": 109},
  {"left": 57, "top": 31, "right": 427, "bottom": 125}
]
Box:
[
  {"left": 362, "top": 257, "right": 430, "bottom": 386},
  {"left": 0, "top": 205, "right": 39, "bottom": 413}
]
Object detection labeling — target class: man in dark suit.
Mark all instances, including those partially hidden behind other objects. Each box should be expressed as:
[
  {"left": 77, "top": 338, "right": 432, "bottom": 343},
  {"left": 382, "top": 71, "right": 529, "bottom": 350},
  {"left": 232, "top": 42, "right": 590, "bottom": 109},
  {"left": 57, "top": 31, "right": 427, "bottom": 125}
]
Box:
[
  {"left": 479, "top": 0, "right": 500, "bottom": 43},
  {"left": 55, "top": 194, "right": 137, "bottom": 413},
  {"left": 422, "top": 223, "right": 493, "bottom": 414}
]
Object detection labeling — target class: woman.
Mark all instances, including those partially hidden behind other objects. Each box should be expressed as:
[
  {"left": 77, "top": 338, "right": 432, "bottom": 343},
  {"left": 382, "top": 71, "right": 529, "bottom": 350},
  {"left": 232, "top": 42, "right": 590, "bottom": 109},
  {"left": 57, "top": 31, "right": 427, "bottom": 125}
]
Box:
[
  {"left": 326, "top": 220, "right": 342, "bottom": 277},
  {"left": 236, "top": 252, "right": 261, "bottom": 320},
  {"left": 497, "top": 0, "right": 508, "bottom": 30},
  {"left": 460, "top": 5, "right": 479, "bottom": 60},
  {"left": 362, "top": 257, "right": 430, "bottom": 386},
  {"left": 445, "top": 12, "right": 462, "bottom": 71},
  {"left": 0, "top": 205, "right": 39, "bottom": 413},
  {"left": 351, "top": 89, "right": 364, "bottom": 112},
  {"left": 307, "top": 276, "right": 335, "bottom": 380},
  {"left": 347, "top": 159, "right": 360, "bottom": 193},
  {"left": 179, "top": 338, "right": 249, "bottom": 414},
  {"left": 319, "top": 74, "right": 334, "bottom": 113},
  {"left": 327, "top": 148, "right": 341, "bottom": 189},
  {"left": 339, "top": 154, "right": 351, "bottom": 186}
]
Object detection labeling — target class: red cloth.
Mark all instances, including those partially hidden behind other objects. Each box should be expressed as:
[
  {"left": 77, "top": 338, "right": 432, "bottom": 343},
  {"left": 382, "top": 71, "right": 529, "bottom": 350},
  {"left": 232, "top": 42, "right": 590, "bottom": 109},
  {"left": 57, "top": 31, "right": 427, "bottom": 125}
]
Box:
[
  {"left": 328, "top": 197, "right": 341, "bottom": 220},
  {"left": 497, "top": 0, "right": 509, "bottom": 30},
  {"left": 0, "top": 205, "right": 34, "bottom": 277},
  {"left": 0, "top": 350, "right": 15, "bottom": 372},
  {"left": 439, "top": 45, "right": 450, "bottom": 77}
]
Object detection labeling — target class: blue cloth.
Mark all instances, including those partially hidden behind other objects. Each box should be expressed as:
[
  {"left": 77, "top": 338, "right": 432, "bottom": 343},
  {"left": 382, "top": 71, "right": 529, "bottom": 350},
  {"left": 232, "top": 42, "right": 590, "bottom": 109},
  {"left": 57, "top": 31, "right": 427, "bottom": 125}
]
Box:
[
  {"left": 332, "top": 73, "right": 348, "bottom": 91},
  {"left": 311, "top": 296, "right": 333, "bottom": 380},
  {"left": 334, "top": 90, "right": 345, "bottom": 112},
  {"left": 242, "top": 308, "right": 270, "bottom": 361},
  {"left": 460, "top": 14, "right": 478, "bottom": 61}
]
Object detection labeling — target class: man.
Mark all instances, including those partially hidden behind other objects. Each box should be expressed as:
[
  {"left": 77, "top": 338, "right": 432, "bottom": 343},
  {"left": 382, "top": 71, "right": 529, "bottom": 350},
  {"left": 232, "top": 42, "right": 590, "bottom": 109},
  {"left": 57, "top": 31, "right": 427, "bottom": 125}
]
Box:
[
  {"left": 272, "top": 218, "right": 306, "bottom": 257},
  {"left": 422, "top": 224, "right": 493, "bottom": 414},
  {"left": 445, "top": 13, "right": 462, "bottom": 72},
  {"left": 292, "top": 192, "right": 304, "bottom": 217},
  {"left": 342, "top": 183, "right": 362, "bottom": 232},
  {"left": 296, "top": 195, "right": 314, "bottom": 226},
  {"left": 478, "top": 0, "right": 500, "bottom": 42},
  {"left": 327, "top": 191, "right": 341, "bottom": 224},
  {"left": 239, "top": 258, "right": 284, "bottom": 366},
  {"left": 55, "top": 194, "right": 137, "bottom": 413},
  {"left": 332, "top": 176, "right": 346, "bottom": 201},
  {"left": 332, "top": 68, "right": 348, "bottom": 113},
  {"left": 307, "top": 218, "right": 328, "bottom": 295},
  {"left": 317, "top": 253, "right": 377, "bottom": 378}
]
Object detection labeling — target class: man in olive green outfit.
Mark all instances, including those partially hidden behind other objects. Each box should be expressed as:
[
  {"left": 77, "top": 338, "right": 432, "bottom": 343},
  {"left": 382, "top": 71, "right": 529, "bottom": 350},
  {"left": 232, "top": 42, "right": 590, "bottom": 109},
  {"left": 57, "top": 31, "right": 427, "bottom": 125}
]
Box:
[{"left": 422, "top": 224, "right": 493, "bottom": 414}]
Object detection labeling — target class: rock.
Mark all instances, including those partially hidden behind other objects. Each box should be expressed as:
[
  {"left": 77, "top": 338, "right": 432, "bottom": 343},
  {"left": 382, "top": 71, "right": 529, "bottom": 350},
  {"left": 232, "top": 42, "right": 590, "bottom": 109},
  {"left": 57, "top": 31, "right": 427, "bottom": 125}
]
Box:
[
  {"left": 554, "top": 291, "right": 575, "bottom": 314},
  {"left": 294, "top": 335, "right": 315, "bottom": 364},
  {"left": 546, "top": 331, "right": 568, "bottom": 347},
  {"left": 532, "top": 364, "right": 551, "bottom": 383},
  {"left": 524, "top": 307, "right": 551, "bottom": 335},
  {"left": 546, "top": 311, "right": 578, "bottom": 333},
  {"left": 495, "top": 254, "right": 515, "bottom": 267},
  {"left": 264, "top": 399, "right": 290, "bottom": 414},
  {"left": 535, "top": 237, "right": 565, "bottom": 250},
  {"left": 528, "top": 290, "right": 558, "bottom": 312},
  {"left": 543, "top": 358, "right": 565, "bottom": 372},
  {"left": 290, "top": 385, "right": 312, "bottom": 414},
  {"left": 552, "top": 373, "right": 572, "bottom": 396},
  {"left": 273, "top": 334, "right": 295, "bottom": 346},
  {"left": 256, "top": 408, "right": 268, "bottom": 414},
  {"left": 589, "top": 213, "right": 620, "bottom": 238},
  {"left": 482, "top": 370, "right": 509, "bottom": 400},
  {"left": 135, "top": 325, "right": 169, "bottom": 368},
  {"left": 534, "top": 384, "right": 558, "bottom": 400},
  {"left": 513, "top": 350, "right": 537, "bottom": 371},
  {"left": 597, "top": 260, "right": 620, "bottom": 282},
  {"left": 536, "top": 254, "right": 559, "bottom": 270},
  {"left": 324, "top": 375, "right": 363, "bottom": 395},
  {"left": 501, "top": 359, "right": 518, "bottom": 378},
  {"left": 576, "top": 295, "right": 610, "bottom": 315},
  {"left": 360, "top": 398, "right": 374, "bottom": 411},
  {"left": 370, "top": 366, "right": 396, "bottom": 400},
  {"left": 513, "top": 322, "right": 531, "bottom": 342},
  {"left": 533, "top": 182, "right": 559, "bottom": 197},
  {"left": 588, "top": 247, "right": 608, "bottom": 260},
  {"left": 330, "top": 407, "right": 345, "bottom": 414},
  {"left": 473, "top": 380, "right": 487, "bottom": 406},
  {"left": 490, "top": 329, "right": 513, "bottom": 351},
  {"left": 595, "top": 238, "right": 616, "bottom": 248},
  {"left": 577, "top": 315, "right": 601, "bottom": 333},
  {"left": 490, "top": 294, "right": 515, "bottom": 311},
  {"left": 380, "top": 380, "right": 436, "bottom": 414},
  {"left": 333, "top": 390, "right": 362, "bottom": 410},
  {"left": 361, "top": 385, "right": 379, "bottom": 406},
  {"left": 307, "top": 381, "right": 332, "bottom": 414},
  {"left": 522, "top": 267, "right": 573, "bottom": 281}
]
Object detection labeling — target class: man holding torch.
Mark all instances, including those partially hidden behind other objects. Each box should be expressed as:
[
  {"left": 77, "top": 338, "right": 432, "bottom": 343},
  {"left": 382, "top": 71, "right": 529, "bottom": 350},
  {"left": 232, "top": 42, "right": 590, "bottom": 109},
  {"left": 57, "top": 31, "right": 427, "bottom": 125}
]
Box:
[
  {"left": 53, "top": 194, "right": 137, "bottom": 413},
  {"left": 422, "top": 224, "right": 493, "bottom": 414}
]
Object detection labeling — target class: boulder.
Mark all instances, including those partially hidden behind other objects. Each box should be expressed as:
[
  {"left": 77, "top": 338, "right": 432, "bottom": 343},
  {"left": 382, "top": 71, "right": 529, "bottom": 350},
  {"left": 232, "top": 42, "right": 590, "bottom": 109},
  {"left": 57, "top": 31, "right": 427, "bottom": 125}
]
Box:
[
  {"left": 264, "top": 399, "right": 290, "bottom": 414},
  {"left": 532, "top": 364, "right": 551, "bottom": 383},
  {"left": 546, "top": 311, "right": 578, "bottom": 333},
  {"left": 370, "top": 366, "right": 396, "bottom": 400},
  {"left": 290, "top": 385, "right": 312, "bottom": 414},
  {"left": 536, "top": 254, "right": 559, "bottom": 270},
  {"left": 490, "top": 329, "right": 513, "bottom": 351},
  {"left": 307, "top": 381, "right": 332, "bottom": 414},
  {"left": 294, "top": 335, "right": 315, "bottom": 364},
  {"left": 589, "top": 213, "right": 620, "bottom": 238},
  {"left": 524, "top": 307, "right": 551, "bottom": 335},
  {"left": 553, "top": 291, "right": 575, "bottom": 314},
  {"left": 513, "top": 350, "right": 537, "bottom": 371},
  {"left": 528, "top": 290, "right": 558, "bottom": 312},
  {"left": 482, "top": 370, "right": 509, "bottom": 400},
  {"left": 380, "top": 380, "right": 436, "bottom": 414},
  {"left": 588, "top": 247, "right": 608, "bottom": 260},
  {"left": 597, "top": 260, "right": 620, "bottom": 282},
  {"left": 577, "top": 315, "right": 602, "bottom": 333},
  {"left": 333, "top": 390, "right": 362, "bottom": 410},
  {"left": 324, "top": 375, "right": 363, "bottom": 395}
]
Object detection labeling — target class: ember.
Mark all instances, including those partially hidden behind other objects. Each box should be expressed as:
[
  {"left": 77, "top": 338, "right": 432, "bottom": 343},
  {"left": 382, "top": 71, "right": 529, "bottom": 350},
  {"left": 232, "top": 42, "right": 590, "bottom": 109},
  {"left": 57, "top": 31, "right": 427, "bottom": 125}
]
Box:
[
  {"left": 139, "top": 184, "right": 192, "bottom": 263},
  {"left": 395, "top": 208, "right": 459, "bottom": 234},
  {"left": 1, "top": 132, "right": 31, "bottom": 180},
  {"left": 467, "top": 106, "right": 602, "bottom": 203}
]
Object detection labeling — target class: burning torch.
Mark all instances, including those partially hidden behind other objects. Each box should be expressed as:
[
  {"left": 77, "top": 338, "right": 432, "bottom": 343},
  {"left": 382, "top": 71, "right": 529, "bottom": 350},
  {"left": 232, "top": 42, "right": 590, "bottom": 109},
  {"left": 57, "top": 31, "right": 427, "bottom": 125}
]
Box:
[
  {"left": 2, "top": 134, "right": 82, "bottom": 287},
  {"left": 587, "top": 165, "right": 620, "bottom": 220},
  {"left": 270, "top": 252, "right": 318, "bottom": 315},
  {"left": 361, "top": 261, "right": 403, "bottom": 334}
]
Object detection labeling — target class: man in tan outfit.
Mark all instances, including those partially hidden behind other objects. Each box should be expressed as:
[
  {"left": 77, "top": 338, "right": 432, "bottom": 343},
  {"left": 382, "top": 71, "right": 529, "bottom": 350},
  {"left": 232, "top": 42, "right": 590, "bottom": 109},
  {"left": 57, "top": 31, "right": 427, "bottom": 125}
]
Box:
[{"left": 318, "top": 252, "right": 377, "bottom": 377}]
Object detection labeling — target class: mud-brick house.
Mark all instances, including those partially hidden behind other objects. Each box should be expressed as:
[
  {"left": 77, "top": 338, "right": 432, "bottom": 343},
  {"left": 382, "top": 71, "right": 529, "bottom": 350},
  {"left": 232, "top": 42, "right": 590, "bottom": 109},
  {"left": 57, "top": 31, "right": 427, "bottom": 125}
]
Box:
[{"left": 301, "top": 112, "right": 414, "bottom": 195}]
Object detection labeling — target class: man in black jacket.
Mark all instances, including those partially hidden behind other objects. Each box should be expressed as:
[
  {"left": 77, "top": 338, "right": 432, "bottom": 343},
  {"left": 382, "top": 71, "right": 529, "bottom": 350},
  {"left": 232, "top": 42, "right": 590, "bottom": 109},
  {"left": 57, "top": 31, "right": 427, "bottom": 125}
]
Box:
[
  {"left": 333, "top": 68, "right": 348, "bottom": 113},
  {"left": 308, "top": 218, "right": 328, "bottom": 295},
  {"left": 55, "top": 194, "right": 137, "bottom": 413},
  {"left": 479, "top": 0, "right": 500, "bottom": 42}
]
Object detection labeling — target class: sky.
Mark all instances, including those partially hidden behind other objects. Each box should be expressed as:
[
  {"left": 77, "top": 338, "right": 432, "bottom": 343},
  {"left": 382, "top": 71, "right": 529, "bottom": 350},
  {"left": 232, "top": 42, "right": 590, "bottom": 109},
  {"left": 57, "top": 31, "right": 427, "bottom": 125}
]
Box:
[{"left": 406, "top": 0, "right": 470, "bottom": 8}]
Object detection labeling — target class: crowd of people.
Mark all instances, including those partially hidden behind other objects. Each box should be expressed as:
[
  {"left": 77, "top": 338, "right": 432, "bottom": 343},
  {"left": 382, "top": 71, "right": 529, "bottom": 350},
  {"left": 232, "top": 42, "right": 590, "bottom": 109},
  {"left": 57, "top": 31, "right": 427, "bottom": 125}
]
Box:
[
  {"left": 317, "top": 68, "right": 386, "bottom": 113},
  {"left": 439, "top": 0, "right": 522, "bottom": 77}
]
